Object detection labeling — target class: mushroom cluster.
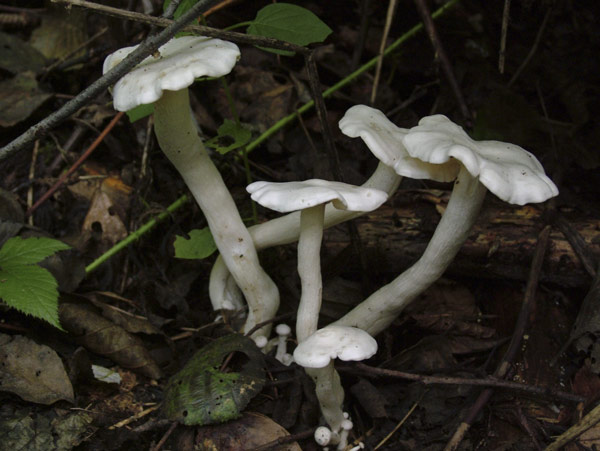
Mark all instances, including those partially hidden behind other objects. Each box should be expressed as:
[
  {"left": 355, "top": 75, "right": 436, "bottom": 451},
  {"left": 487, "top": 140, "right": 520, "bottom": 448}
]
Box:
[{"left": 104, "top": 34, "right": 558, "bottom": 449}]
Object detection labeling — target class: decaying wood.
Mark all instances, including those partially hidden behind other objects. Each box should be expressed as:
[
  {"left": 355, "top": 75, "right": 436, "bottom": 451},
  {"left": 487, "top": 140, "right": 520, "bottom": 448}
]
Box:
[{"left": 324, "top": 189, "right": 599, "bottom": 287}]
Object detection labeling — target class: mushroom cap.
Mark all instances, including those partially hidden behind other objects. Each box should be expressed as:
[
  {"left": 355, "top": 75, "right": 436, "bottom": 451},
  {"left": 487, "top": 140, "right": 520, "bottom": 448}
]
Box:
[
  {"left": 401, "top": 115, "right": 559, "bottom": 205},
  {"left": 339, "top": 105, "right": 459, "bottom": 182},
  {"left": 275, "top": 323, "right": 292, "bottom": 336},
  {"left": 314, "top": 426, "right": 332, "bottom": 446},
  {"left": 103, "top": 36, "right": 240, "bottom": 112},
  {"left": 293, "top": 326, "right": 378, "bottom": 368},
  {"left": 246, "top": 179, "right": 388, "bottom": 214}
]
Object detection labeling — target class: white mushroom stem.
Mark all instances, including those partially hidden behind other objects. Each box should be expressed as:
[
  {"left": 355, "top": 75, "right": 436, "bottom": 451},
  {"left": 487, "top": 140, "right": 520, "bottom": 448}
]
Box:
[
  {"left": 333, "top": 166, "right": 487, "bottom": 336},
  {"left": 153, "top": 89, "right": 279, "bottom": 337},
  {"left": 297, "top": 203, "right": 326, "bottom": 342},
  {"left": 306, "top": 363, "right": 346, "bottom": 440},
  {"left": 209, "top": 163, "right": 401, "bottom": 310}
]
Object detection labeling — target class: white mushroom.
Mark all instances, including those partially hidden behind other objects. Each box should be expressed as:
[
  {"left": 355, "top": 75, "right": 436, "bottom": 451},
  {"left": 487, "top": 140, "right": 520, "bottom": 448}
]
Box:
[
  {"left": 293, "top": 326, "right": 377, "bottom": 439},
  {"left": 274, "top": 323, "right": 292, "bottom": 364},
  {"left": 103, "top": 36, "right": 279, "bottom": 338},
  {"left": 333, "top": 112, "right": 559, "bottom": 335},
  {"left": 315, "top": 426, "right": 333, "bottom": 447},
  {"left": 208, "top": 105, "right": 410, "bottom": 314},
  {"left": 247, "top": 180, "right": 387, "bottom": 343}
]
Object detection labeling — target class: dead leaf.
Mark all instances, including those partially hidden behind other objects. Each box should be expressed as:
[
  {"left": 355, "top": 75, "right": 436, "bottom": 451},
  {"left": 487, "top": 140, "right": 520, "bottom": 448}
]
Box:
[
  {"left": 0, "top": 404, "right": 94, "bottom": 450},
  {"left": 406, "top": 279, "right": 496, "bottom": 338},
  {"left": 0, "top": 333, "right": 74, "bottom": 404},
  {"left": 0, "top": 72, "right": 52, "bottom": 127},
  {"left": 29, "top": 4, "right": 87, "bottom": 62},
  {"left": 193, "top": 412, "right": 301, "bottom": 450},
  {"left": 59, "top": 302, "right": 162, "bottom": 379},
  {"left": 0, "top": 31, "right": 46, "bottom": 74}
]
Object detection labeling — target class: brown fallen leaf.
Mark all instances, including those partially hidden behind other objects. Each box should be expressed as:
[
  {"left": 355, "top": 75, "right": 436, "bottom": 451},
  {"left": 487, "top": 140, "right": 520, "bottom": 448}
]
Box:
[
  {"left": 59, "top": 302, "right": 162, "bottom": 379},
  {"left": 0, "top": 333, "right": 74, "bottom": 404},
  {"left": 190, "top": 411, "right": 301, "bottom": 450}
]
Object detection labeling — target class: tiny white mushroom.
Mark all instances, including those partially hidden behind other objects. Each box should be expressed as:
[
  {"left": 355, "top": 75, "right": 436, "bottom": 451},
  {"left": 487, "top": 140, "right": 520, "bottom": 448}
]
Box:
[
  {"left": 334, "top": 111, "right": 559, "bottom": 335},
  {"left": 315, "top": 426, "right": 333, "bottom": 447},
  {"left": 103, "top": 37, "right": 279, "bottom": 337},
  {"left": 275, "top": 323, "right": 292, "bottom": 363},
  {"left": 293, "top": 326, "right": 377, "bottom": 437},
  {"left": 337, "top": 418, "right": 354, "bottom": 450}
]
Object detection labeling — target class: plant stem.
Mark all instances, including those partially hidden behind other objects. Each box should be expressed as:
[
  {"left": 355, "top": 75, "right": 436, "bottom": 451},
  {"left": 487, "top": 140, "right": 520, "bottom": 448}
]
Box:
[{"left": 85, "top": 194, "right": 190, "bottom": 274}]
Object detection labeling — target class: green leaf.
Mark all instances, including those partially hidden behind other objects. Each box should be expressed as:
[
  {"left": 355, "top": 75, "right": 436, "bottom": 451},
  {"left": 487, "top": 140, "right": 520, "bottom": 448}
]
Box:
[
  {"left": 205, "top": 119, "right": 252, "bottom": 155},
  {"left": 126, "top": 103, "right": 153, "bottom": 122},
  {"left": 0, "top": 237, "right": 69, "bottom": 330},
  {"left": 247, "top": 3, "right": 332, "bottom": 56},
  {"left": 0, "top": 236, "right": 69, "bottom": 266},
  {"left": 163, "top": 0, "right": 198, "bottom": 19},
  {"left": 163, "top": 334, "right": 266, "bottom": 425},
  {"left": 0, "top": 264, "right": 62, "bottom": 330},
  {"left": 174, "top": 228, "right": 217, "bottom": 260}
]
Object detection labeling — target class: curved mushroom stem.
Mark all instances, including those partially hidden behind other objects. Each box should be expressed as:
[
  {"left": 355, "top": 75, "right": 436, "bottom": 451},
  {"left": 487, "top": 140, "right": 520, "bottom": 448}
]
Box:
[
  {"left": 153, "top": 89, "right": 279, "bottom": 337},
  {"left": 209, "top": 163, "right": 401, "bottom": 312},
  {"left": 306, "top": 362, "right": 345, "bottom": 441},
  {"left": 333, "top": 166, "right": 487, "bottom": 336},
  {"left": 297, "top": 203, "right": 326, "bottom": 342}
]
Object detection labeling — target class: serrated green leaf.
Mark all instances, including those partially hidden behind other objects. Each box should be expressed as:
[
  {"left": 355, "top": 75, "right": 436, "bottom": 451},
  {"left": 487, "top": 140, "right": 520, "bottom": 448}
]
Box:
[
  {"left": 205, "top": 119, "right": 252, "bottom": 155},
  {"left": 0, "top": 236, "right": 69, "bottom": 266},
  {"left": 247, "top": 3, "right": 332, "bottom": 56},
  {"left": 0, "top": 264, "right": 62, "bottom": 330},
  {"left": 126, "top": 103, "right": 153, "bottom": 122},
  {"left": 174, "top": 228, "right": 217, "bottom": 259}
]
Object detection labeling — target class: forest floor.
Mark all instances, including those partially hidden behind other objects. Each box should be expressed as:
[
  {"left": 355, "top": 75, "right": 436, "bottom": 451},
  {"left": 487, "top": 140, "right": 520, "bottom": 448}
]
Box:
[{"left": 1, "top": 0, "right": 599, "bottom": 450}]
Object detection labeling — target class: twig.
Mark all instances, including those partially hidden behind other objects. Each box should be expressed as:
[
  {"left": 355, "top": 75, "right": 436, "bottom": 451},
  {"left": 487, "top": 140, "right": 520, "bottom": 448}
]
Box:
[
  {"left": 1, "top": 0, "right": 220, "bottom": 160},
  {"left": 413, "top": 0, "right": 471, "bottom": 123},
  {"left": 546, "top": 401, "right": 600, "bottom": 451},
  {"left": 555, "top": 216, "right": 597, "bottom": 278},
  {"left": 52, "top": 0, "right": 309, "bottom": 55},
  {"left": 498, "top": 0, "right": 511, "bottom": 73},
  {"left": 371, "top": 0, "right": 397, "bottom": 105},
  {"left": 244, "top": 312, "right": 294, "bottom": 338},
  {"left": 348, "top": 359, "right": 582, "bottom": 404},
  {"left": 304, "top": 53, "right": 342, "bottom": 181},
  {"left": 25, "top": 112, "right": 125, "bottom": 217},
  {"left": 374, "top": 395, "right": 423, "bottom": 450},
  {"left": 85, "top": 194, "right": 190, "bottom": 273},
  {"left": 150, "top": 421, "right": 178, "bottom": 451},
  {"left": 26, "top": 140, "right": 40, "bottom": 226},
  {"left": 443, "top": 225, "right": 553, "bottom": 451},
  {"left": 508, "top": 7, "right": 552, "bottom": 87}
]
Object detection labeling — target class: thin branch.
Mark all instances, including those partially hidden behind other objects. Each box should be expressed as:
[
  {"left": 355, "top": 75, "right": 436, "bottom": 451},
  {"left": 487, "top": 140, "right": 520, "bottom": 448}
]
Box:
[
  {"left": 349, "top": 356, "right": 582, "bottom": 404},
  {"left": 413, "top": 0, "right": 471, "bottom": 123},
  {"left": 444, "top": 225, "right": 553, "bottom": 451},
  {"left": 0, "top": 0, "right": 308, "bottom": 160}
]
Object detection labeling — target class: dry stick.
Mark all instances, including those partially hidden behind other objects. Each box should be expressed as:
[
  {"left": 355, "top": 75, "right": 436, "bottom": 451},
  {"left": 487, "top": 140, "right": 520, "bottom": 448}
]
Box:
[
  {"left": 498, "top": 0, "right": 511, "bottom": 74},
  {"left": 443, "top": 225, "right": 553, "bottom": 451},
  {"left": 52, "top": 0, "right": 309, "bottom": 55},
  {"left": 507, "top": 7, "right": 552, "bottom": 87},
  {"left": 555, "top": 216, "right": 597, "bottom": 278},
  {"left": 0, "top": 0, "right": 306, "bottom": 160},
  {"left": 150, "top": 421, "right": 178, "bottom": 451},
  {"left": 370, "top": 0, "right": 397, "bottom": 105},
  {"left": 25, "top": 111, "right": 124, "bottom": 217},
  {"left": 546, "top": 401, "right": 600, "bottom": 451},
  {"left": 413, "top": 0, "right": 471, "bottom": 123},
  {"left": 348, "top": 361, "right": 583, "bottom": 404}
]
